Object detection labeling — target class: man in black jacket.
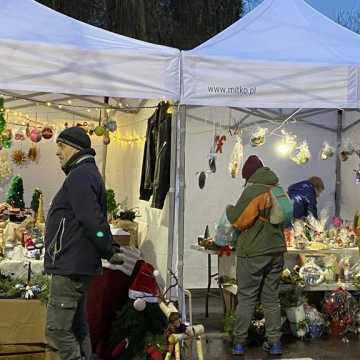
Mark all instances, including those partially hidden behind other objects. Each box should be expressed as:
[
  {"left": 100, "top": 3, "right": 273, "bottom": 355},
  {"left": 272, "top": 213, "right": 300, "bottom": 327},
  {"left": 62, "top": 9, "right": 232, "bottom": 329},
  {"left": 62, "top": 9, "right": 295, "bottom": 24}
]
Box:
[{"left": 45, "top": 127, "right": 123, "bottom": 360}]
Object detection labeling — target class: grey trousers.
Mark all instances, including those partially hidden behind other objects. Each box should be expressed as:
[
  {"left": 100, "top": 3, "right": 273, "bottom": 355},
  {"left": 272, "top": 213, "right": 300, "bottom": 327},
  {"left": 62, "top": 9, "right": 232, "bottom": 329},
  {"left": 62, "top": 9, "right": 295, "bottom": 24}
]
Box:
[
  {"left": 233, "top": 253, "right": 284, "bottom": 344},
  {"left": 46, "top": 274, "right": 93, "bottom": 360}
]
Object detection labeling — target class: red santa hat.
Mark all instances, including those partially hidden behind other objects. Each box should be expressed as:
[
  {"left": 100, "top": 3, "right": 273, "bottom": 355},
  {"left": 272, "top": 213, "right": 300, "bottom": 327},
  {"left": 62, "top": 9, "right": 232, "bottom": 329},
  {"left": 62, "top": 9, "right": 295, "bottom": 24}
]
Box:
[{"left": 128, "top": 261, "right": 160, "bottom": 303}]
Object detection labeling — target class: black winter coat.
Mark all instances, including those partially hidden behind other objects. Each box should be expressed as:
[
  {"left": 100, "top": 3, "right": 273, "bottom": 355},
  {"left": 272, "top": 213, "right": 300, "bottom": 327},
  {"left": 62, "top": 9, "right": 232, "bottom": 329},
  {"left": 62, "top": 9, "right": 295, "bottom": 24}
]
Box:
[{"left": 44, "top": 155, "right": 113, "bottom": 276}]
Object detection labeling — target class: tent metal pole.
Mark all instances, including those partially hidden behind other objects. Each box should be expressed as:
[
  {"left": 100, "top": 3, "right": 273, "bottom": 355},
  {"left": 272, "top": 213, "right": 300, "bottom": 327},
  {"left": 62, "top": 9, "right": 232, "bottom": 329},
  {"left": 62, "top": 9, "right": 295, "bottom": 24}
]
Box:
[
  {"left": 166, "top": 104, "right": 178, "bottom": 290},
  {"left": 335, "top": 110, "right": 343, "bottom": 217},
  {"left": 177, "top": 104, "right": 186, "bottom": 315}
]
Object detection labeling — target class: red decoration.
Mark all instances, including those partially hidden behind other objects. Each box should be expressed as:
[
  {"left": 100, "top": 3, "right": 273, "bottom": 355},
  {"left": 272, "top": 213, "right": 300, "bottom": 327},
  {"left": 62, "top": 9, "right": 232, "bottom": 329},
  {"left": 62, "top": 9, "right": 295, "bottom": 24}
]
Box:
[
  {"left": 111, "top": 338, "right": 129, "bottom": 358},
  {"left": 145, "top": 345, "right": 163, "bottom": 360},
  {"left": 30, "top": 128, "right": 42, "bottom": 143},
  {"left": 42, "top": 127, "right": 53, "bottom": 140},
  {"left": 215, "top": 135, "right": 226, "bottom": 153},
  {"left": 217, "top": 245, "right": 232, "bottom": 257}
]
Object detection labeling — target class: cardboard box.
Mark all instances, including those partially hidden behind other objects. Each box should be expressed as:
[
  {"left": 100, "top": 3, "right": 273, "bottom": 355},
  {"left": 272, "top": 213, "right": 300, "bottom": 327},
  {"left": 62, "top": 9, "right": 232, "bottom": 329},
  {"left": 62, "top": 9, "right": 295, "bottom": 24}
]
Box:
[
  {"left": 0, "top": 299, "right": 47, "bottom": 344},
  {"left": 111, "top": 220, "right": 138, "bottom": 247},
  {"left": 111, "top": 226, "right": 131, "bottom": 246}
]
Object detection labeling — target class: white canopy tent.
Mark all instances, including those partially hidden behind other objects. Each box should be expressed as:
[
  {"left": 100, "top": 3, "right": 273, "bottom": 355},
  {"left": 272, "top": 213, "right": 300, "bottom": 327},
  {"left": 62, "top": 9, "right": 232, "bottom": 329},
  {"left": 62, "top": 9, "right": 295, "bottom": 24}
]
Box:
[
  {"left": 173, "top": 0, "right": 360, "bottom": 298},
  {"left": 181, "top": 0, "right": 360, "bottom": 108},
  {"left": 0, "top": 0, "right": 180, "bottom": 100}
]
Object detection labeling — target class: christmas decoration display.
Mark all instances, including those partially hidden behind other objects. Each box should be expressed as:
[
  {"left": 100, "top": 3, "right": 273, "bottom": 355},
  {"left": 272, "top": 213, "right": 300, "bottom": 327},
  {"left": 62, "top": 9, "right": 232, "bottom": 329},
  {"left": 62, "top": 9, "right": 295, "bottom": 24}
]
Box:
[
  {"left": 299, "top": 258, "right": 324, "bottom": 286},
  {"left": 6, "top": 175, "right": 25, "bottom": 209},
  {"left": 106, "top": 119, "right": 118, "bottom": 132},
  {"left": 0, "top": 154, "right": 13, "bottom": 183},
  {"left": 11, "top": 149, "right": 28, "bottom": 167},
  {"left": 250, "top": 127, "right": 267, "bottom": 147},
  {"left": 27, "top": 144, "right": 40, "bottom": 162},
  {"left": 229, "top": 135, "right": 243, "bottom": 178},
  {"left": 94, "top": 125, "right": 105, "bottom": 136},
  {"left": 322, "top": 288, "right": 358, "bottom": 336},
  {"left": 41, "top": 127, "right": 53, "bottom": 140},
  {"left": 29, "top": 128, "right": 42, "bottom": 143},
  {"left": 15, "top": 130, "right": 25, "bottom": 141},
  {"left": 31, "top": 188, "right": 42, "bottom": 216},
  {"left": 215, "top": 134, "right": 226, "bottom": 153},
  {"left": 320, "top": 142, "right": 334, "bottom": 160},
  {"left": 291, "top": 141, "right": 311, "bottom": 165}
]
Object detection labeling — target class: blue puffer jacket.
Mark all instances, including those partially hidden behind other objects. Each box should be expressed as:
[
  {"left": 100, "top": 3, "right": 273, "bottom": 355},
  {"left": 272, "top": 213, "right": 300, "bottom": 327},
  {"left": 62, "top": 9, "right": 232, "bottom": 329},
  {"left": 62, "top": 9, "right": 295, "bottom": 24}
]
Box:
[{"left": 287, "top": 180, "right": 318, "bottom": 219}]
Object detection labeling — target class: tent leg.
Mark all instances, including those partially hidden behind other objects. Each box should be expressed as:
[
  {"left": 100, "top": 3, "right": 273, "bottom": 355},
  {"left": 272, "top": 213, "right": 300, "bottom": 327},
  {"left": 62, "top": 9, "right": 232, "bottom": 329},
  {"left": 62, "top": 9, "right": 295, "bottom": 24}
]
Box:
[
  {"left": 335, "top": 110, "right": 343, "bottom": 217},
  {"left": 177, "top": 105, "right": 186, "bottom": 317},
  {"left": 166, "top": 104, "right": 179, "bottom": 290}
]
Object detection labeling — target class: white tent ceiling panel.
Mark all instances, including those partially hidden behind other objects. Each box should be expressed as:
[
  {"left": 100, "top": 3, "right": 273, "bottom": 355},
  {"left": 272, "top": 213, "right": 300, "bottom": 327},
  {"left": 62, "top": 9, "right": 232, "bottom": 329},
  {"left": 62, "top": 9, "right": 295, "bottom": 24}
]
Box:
[
  {"left": 0, "top": 0, "right": 180, "bottom": 100},
  {"left": 181, "top": 0, "right": 360, "bottom": 108}
]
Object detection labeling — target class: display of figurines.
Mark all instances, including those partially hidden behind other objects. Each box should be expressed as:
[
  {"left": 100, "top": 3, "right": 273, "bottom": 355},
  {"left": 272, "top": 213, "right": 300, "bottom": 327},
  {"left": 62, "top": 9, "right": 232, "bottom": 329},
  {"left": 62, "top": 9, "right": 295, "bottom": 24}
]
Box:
[
  {"left": 323, "top": 256, "right": 338, "bottom": 283},
  {"left": 338, "top": 256, "right": 352, "bottom": 283},
  {"left": 299, "top": 258, "right": 324, "bottom": 286}
]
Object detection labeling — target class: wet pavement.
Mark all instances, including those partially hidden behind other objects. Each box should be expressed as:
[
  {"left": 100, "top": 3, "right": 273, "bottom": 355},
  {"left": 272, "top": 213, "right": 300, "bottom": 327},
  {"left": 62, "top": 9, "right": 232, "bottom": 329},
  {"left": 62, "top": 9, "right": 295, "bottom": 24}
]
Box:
[{"left": 190, "top": 290, "right": 360, "bottom": 360}]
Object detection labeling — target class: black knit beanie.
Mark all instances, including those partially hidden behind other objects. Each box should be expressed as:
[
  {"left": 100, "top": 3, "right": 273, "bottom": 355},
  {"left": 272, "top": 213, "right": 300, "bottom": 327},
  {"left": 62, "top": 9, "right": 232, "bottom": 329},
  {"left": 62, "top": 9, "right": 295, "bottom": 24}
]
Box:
[{"left": 56, "top": 127, "right": 91, "bottom": 150}]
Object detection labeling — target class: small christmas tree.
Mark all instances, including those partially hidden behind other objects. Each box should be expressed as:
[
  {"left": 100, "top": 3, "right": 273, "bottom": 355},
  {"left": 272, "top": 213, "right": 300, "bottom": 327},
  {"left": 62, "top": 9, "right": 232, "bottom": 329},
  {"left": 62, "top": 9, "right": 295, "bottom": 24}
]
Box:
[
  {"left": 6, "top": 175, "right": 25, "bottom": 209},
  {"left": 0, "top": 98, "right": 6, "bottom": 134},
  {"left": 31, "top": 188, "right": 42, "bottom": 214},
  {"left": 106, "top": 189, "right": 118, "bottom": 220}
]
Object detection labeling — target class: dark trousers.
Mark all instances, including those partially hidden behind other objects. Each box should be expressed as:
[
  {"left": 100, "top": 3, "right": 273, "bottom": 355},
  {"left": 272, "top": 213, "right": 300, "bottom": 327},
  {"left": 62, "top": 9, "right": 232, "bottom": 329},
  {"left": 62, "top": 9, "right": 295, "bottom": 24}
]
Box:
[
  {"left": 233, "top": 253, "right": 284, "bottom": 344},
  {"left": 46, "top": 275, "right": 93, "bottom": 360}
]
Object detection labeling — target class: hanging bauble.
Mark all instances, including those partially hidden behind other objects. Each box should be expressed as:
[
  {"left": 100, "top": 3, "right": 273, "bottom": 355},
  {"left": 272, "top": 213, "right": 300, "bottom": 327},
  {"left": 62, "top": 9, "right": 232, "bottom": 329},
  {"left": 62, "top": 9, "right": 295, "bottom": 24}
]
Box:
[
  {"left": 198, "top": 171, "right": 206, "bottom": 190},
  {"left": 42, "top": 127, "right": 53, "bottom": 140},
  {"left": 320, "top": 142, "right": 334, "bottom": 160},
  {"left": 299, "top": 259, "right": 324, "bottom": 286},
  {"left": 2, "top": 129, "right": 12, "bottom": 141},
  {"left": 103, "top": 133, "right": 111, "bottom": 145},
  {"left": 229, "top": 135, "right": 243, "bottom": 178},
  {"left": 250, "top": 127, "right": 267, "bottom": 147},
  {"left": 11, "top": 149, "right": 28, "bottom": 167},
  {"left": 30, "top": 128, "right": 42, "bottom": 143},
  {"left": 106, "top": 120, "right": 117, "bottom": 133},
  {"left": 291, "top": 141, "right": 311, "bottom": 165},
  {"left": 28, "top": 145, "right": 40, "bottom": 163},
  {"left": 94, "top": 126, "right": 105, "bottom": 136},
  {"left": 133, "top": 298, "right": 146, "bottom": 311},
  {"left": 15, "top": 131, "right": 25, "bottom": 141},
  {"left": 354, "top": 166, "right": 360, "bottom": 184}
]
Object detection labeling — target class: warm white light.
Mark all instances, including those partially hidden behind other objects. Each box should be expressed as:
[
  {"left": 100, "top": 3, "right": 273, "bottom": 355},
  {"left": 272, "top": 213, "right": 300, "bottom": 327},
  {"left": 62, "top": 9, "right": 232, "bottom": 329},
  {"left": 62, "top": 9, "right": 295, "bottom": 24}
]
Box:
[
  {"left": 276, "top": 142, "right": 291, "bottom": 157},
  {"left": 47, "top": 102, "right": 52, "bottom": 107},
  {"left": 67, "top": 100, "right": 72, "bottom": 105}
]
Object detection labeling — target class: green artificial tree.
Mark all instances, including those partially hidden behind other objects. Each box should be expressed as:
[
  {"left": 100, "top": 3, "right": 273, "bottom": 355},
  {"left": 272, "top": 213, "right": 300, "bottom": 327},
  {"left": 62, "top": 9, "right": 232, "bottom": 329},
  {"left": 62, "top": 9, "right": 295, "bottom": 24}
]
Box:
[
  {"left": 0, "top": 98, "right": 5, "bottom": 135},
  {"left": 6, "top": 175, "right": 25, "bottom": 209},
  {"left": 31, "top": 188, "right": 42, "bottom": 214},
  {"left": 106, "top": 189, "right": 118, "bottom": 220}
]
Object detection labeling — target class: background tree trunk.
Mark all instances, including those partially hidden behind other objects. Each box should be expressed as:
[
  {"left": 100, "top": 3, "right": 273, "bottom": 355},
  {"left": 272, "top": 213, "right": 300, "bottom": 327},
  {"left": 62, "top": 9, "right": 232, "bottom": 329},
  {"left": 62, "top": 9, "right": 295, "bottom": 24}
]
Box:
[{"left": 36, "top": 0, "right": 243, "bottom": 49}]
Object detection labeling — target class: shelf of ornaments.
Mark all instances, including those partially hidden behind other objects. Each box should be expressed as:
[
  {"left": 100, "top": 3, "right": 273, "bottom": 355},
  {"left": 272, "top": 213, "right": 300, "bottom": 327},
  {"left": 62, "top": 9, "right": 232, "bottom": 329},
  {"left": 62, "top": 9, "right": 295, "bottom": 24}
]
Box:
[
  {"left": 286, "top": 247, "right": 359, "bottom": 255},
  {"left": 282, "top": 282, "right": 359, "bottom": 292}
]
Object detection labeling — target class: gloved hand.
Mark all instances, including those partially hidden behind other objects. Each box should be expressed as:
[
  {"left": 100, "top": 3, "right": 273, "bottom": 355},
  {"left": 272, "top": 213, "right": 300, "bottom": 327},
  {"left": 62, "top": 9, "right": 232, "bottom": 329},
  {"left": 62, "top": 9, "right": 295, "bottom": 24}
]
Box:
[{"left": 109, "top": 248, "right": 124, "bottom": 265}]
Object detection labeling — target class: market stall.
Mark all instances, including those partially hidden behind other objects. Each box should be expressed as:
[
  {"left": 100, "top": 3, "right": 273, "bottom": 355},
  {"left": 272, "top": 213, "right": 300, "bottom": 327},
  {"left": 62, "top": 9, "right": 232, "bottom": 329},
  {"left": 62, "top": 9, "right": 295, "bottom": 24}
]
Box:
[
  {"left": 0, "top": 1, "right": 182, "bottom": 359},
  {"left": 177, "top": 0, "right": 360, "bottom": 341}
]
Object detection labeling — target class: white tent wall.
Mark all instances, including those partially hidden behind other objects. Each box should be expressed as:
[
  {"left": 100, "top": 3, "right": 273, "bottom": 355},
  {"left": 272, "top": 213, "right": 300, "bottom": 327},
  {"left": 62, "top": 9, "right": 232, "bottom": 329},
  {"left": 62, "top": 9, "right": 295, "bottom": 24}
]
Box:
[
  {"left": 1, "top": 131, "right": 104, "bottom": 214},
  {"left": 106, "top": 101, "right": 170, "bottom": 283},
  {"left": 183, "top": 107, "right": 337, "bottom": 288}
]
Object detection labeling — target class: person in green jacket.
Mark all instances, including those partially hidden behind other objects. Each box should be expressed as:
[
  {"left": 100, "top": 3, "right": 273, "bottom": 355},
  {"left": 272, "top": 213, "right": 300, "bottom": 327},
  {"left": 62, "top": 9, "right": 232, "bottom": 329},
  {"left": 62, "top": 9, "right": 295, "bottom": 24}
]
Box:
[{"left": 226, "top": 155, "right": 286, "bottom": 356}]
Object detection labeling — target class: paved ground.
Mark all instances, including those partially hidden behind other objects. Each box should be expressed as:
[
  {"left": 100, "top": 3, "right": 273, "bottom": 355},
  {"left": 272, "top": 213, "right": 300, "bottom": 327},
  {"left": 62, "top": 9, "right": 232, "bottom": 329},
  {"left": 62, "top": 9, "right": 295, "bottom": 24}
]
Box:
[{"left": 190, "top": 290, "right": 360, "bottom": 360}]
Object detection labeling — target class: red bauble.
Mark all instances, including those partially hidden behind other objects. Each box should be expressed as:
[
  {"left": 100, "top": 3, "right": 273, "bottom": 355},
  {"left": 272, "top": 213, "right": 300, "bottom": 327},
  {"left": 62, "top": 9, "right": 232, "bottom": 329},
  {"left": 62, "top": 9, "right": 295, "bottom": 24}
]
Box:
[
  {"left": 42, "top": 127, "right": 53, "bottom": 140},
  {"left": 30, "top": 128, "right": 42, "bottom": 143}
]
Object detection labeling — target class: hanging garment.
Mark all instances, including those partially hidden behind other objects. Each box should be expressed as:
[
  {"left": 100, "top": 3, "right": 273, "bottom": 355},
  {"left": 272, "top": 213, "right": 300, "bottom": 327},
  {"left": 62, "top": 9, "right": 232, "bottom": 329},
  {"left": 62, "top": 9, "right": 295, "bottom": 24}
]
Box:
[{"left": 139, "top": 102, "right": 172, "bottom": 210}]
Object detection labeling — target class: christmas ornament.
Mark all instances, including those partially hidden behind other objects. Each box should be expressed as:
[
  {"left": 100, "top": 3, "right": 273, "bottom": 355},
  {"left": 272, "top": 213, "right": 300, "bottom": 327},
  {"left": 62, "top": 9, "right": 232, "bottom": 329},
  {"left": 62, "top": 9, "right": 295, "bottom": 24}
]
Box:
[
  {"left": 250, "top": 127, "right": 267, "bottom": 147},
  {"left": 1, "top": 129, "right": 12, "bottom": 141},
  {"left": 15, "top": 131, "right": 25, "bottom": 141},
  {"left": 320, "top": 142, "right": 334, "bottom": 160},
  {"left": 2, "top": 140, "right": 11, "bottom": 149},
  {"left": 42, "top": 127, "right": 53, "bottom": 140},
  {"left": 215, "top": 134, "right": 226, "bottom": 153},
  {"left": 229, "top": 136, "right": 243, "bottom": 178},
  {"left": 30, "top": 128, "right": 42, "bottom": 143},
  {"left": 6, "top": 175, "right": 25, "bottom": 209},
  {"left": 94, "top": 125, "right": 105, "bottom": 136},
  {"left": 354, "top": 165, "right": 360, "bottom": 184},
  {"left": 291, "top": 141, "right": 311, "bottom": 165},
  {"left": 299, "top": 258, "right": 324, "bottom": 286},
  {"left": 198, "top": 171, "right": 206, "bottom": 189},
  {"left": 36, "top": 194, "right": 45, "bottom": 225},
  {"left": 103, "top": 133, "right": 111, "bottom": 145},
  {"left": 133, "top": 298, "right": 146, "bottom": 311},
  {"left": 340, "top": 139, "right": 354, "bottom": 162},
  {"left": 106, "top": 120, "right": 117, "bottom": 132},
  {"left": 0, "top": 154, "right": 13, "bottom": 183},
  {"left": 11, "top": 149, "right": 28, "bottom": 167},
  {"left": 28, "top": 145, "right": 40, "bottom": 162}
]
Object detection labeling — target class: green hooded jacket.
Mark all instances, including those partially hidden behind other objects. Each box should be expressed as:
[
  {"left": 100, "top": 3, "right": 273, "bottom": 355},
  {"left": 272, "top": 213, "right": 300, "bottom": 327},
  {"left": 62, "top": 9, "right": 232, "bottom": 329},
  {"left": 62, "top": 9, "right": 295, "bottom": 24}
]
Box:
[{"left": 226, "top": 167, "right": 286, "bottom": 257}]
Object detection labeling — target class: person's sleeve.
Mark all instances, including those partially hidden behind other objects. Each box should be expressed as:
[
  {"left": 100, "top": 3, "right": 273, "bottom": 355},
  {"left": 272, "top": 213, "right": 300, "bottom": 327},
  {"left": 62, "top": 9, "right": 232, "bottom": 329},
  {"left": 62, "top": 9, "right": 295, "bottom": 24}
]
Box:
[
  {"left": 306, "top": 191, "right": 318, "bottom": 219},
  {"left": 65, "top": 171, "right": 114, "bottom": 260}
]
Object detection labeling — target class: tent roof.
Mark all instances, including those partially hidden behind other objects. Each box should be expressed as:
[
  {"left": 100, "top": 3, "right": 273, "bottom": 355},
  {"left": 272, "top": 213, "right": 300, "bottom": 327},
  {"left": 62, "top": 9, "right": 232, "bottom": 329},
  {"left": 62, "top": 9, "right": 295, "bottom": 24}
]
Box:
[
  {"left": 181, "top": 0, "right": 360, "bottom": 108},
  {"left": 0, "top": 0, "right": 180, "bottom": 100}
]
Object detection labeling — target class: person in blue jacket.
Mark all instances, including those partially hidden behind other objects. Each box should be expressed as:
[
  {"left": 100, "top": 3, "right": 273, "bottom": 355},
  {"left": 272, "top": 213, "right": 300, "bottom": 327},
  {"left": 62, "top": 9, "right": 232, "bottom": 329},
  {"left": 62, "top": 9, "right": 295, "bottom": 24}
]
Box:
[{"left": 287, "top": 176, "right": 324, "bottom": 219}]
